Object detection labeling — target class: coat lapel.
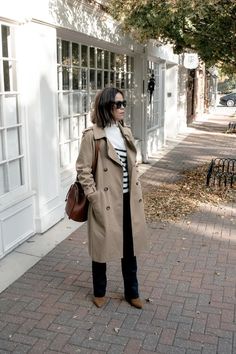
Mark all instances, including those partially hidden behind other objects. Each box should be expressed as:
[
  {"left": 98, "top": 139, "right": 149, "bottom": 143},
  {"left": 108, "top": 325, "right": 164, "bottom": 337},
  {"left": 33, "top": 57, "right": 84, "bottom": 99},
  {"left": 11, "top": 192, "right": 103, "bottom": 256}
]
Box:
[
  {"left": 119, "top": 124, "right": 137, "bottom": 153},
  {"left": 92, "top": 124, "right": 122, "bottom": 166},
  {"left": 107, "top": 140, "right": 123, "bottom": 166}
]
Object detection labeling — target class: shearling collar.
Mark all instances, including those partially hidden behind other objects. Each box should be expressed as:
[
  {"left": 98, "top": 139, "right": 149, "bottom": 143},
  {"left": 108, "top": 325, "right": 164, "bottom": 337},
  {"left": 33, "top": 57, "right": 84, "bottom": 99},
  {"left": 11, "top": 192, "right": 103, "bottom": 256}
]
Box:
[{"left": 92, "top": 123, "right": 132, "bottom": 140}]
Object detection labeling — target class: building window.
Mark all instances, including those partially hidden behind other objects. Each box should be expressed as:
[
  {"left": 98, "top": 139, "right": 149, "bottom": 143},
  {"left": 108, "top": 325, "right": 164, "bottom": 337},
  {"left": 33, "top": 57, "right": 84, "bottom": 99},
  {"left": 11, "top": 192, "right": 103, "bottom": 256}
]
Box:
[
  {"left": 57, "top": 38, "right": 134, "bottom": 170},
  {"left": 146, "top": 61, "right": 163, "bottom": 130},
  {"left": 0, "top": 24, "right": 24, "bottom": 196}
]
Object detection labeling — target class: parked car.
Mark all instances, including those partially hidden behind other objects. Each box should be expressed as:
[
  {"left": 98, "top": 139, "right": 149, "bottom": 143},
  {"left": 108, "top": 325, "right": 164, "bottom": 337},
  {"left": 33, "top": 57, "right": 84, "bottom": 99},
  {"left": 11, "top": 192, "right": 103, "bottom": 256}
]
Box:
[{"left": 219, "top": 92, "right": 236, "bottom": 107}]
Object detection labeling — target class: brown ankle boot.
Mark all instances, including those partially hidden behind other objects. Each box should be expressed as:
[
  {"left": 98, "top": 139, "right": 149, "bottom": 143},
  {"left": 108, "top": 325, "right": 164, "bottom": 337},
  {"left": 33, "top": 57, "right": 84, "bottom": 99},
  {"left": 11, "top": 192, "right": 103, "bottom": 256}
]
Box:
[
  {"left": 93, "top": 296, "right": 106, "bottom": 308},
  {"left": 127, "top": 298, "right": 143, "bottom": 309}
]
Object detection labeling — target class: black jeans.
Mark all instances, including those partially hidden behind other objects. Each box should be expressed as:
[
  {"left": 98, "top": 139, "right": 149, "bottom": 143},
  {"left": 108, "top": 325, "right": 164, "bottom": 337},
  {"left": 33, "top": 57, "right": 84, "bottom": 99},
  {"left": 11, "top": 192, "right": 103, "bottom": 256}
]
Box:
[{"left": 92, "top": 192, "right": 139, "bottom": 300}]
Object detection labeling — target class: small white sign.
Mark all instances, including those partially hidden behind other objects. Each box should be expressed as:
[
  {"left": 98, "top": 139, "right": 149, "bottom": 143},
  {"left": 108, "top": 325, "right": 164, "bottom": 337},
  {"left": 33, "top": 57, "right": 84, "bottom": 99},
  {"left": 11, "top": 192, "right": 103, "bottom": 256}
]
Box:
[{"left": 183, "top": 53, "right": 199, "bottom": 69}]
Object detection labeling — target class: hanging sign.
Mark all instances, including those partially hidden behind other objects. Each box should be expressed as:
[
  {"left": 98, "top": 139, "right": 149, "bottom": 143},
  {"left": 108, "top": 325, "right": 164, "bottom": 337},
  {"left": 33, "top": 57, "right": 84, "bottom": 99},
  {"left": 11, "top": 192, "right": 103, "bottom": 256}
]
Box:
[{"left": 183, "top": 53, "right": 199, "bottom": 69}]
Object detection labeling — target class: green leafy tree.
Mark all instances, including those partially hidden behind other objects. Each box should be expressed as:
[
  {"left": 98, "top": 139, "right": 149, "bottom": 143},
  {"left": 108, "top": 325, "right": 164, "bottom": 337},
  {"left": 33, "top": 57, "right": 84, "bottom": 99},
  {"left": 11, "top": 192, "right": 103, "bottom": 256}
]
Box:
[{"left": 107, "top": 0, "right": 236, "bottom": 74}]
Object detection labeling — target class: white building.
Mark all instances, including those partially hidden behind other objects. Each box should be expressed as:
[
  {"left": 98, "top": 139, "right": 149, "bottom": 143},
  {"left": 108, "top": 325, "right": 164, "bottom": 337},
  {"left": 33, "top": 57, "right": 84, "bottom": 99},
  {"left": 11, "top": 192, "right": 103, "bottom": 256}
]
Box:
[{"left": 0, "top": 0, "right": 187, "bottom": 258}]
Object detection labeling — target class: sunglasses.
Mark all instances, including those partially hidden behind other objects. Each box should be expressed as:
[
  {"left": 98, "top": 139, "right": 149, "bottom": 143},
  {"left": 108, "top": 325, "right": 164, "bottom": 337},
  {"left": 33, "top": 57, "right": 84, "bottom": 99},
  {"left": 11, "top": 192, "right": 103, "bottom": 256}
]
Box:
[{"left": 112, "top": 100, "right": 127, "bottom": 109}]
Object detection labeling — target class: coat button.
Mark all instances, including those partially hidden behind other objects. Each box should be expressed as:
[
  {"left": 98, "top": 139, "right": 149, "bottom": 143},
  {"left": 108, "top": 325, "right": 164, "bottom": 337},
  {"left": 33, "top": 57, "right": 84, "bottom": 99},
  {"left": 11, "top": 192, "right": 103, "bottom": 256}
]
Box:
[
  {"left": 139, "top": 199, "right": 142, "bottom": 202},
  {"left": 104, "top": 187, "right": 108, "bottom": 191},
  {"left": 104, "top": 168, "right": 108, "bottom": 172},
  {"left": 106, "top": 206, "right": 110, "bottom": 210},
  {"left": 136, "top": 182, "right": 139, "bottom": 185}
]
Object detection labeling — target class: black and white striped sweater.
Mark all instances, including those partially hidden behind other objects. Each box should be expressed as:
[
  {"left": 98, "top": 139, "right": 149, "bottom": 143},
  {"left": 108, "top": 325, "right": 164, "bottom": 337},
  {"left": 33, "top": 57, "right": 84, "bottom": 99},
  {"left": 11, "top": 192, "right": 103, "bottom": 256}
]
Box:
[{"left": 105, "top": 124, "right": 129, "bottom": 193}]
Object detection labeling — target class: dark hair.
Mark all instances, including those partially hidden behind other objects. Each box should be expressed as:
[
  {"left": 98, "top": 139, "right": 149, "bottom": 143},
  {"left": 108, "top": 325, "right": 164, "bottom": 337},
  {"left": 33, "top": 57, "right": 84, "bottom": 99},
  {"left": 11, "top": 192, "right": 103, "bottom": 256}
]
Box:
[{"left": 91, "top": 87, "right": 124, "bottom": 128}]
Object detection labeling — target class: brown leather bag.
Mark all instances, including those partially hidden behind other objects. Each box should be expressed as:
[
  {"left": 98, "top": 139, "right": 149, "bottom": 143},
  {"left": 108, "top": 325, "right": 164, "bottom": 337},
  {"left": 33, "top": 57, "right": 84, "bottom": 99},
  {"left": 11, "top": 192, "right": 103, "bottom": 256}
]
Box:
[{"left": 65, "top": 140, "right": 100, "bottom": 222}]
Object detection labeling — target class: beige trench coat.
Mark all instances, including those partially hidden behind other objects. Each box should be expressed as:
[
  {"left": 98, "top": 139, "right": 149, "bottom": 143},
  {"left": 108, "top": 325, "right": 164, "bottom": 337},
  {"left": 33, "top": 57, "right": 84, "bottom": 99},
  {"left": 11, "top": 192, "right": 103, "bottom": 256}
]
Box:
[{"left": 76, "top": 123, "right": 147, "bottom": 262}]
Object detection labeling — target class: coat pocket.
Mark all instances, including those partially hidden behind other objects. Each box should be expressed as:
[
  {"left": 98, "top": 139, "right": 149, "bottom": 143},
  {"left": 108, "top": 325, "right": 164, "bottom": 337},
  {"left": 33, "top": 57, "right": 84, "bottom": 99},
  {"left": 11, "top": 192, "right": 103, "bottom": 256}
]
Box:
[{"left": 89, "top": 190, "right": 108, "bottom": 226}]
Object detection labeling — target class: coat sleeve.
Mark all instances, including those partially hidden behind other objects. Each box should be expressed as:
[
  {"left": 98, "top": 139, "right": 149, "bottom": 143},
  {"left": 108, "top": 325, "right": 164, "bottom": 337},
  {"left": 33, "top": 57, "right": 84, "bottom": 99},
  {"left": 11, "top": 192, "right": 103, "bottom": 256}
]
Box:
[{"left": 76, "top": 130, "right": 97, "bottom": 197}]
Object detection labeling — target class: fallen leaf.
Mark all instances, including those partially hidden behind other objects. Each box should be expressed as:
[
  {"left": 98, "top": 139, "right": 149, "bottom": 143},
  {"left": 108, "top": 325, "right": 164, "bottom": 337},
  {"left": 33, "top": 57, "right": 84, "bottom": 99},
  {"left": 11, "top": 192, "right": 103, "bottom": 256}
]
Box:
[{"left": 142, "top": 163, "right": 236, "bottom": 223}]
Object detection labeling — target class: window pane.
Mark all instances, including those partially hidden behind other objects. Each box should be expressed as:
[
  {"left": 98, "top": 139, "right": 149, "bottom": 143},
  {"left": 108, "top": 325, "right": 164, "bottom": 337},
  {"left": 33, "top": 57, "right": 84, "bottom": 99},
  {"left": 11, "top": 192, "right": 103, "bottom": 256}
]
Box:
[
  {"left": 62, "top": 40, "right": 70, "bottom": 65},
  {"left": 89, "top": 69, "right": 96, "bottom": 90},
  {"left": 71, "top": 117, "right": 79, "bottom": 139},
  {"left": 3, "top": 60, "right": 17, "bottom": 92},
  {"left": 104, "top": 71, "right": 109, "bottom": 87},
  {"left": 126, "top": 73, "right": 130, "bottom": 88},
  {"left": 110, "top": 53, "right": 115, "bottom": 70},
  {"left": 62, "top": 118, "right": 70, "bottom": 140},
  {"left": 84, "top": 114, "right": 89, "bottom": 129},
  {"left": 81, "top": 45, "right": 88, "bottom": 67},
  {"left": 81, "top": 69, "right": 87, "bottom": 89},
  {"left": 110, "top": 71, "right": 115, "bottom": 86},
  {"left": 9, "top": 159, "right": 22, "bottom": 190},
  {"left": 58, "top": 93, "right": 62, "bottom": 116},
  {"left": 71, "top": 140, "right": 79, "bottom": 162},
  {"left": 57, "top": 67, "right": 60, "bottom": 90},
  {"left": 62, "top": 67, "right": 69, "bottom": 90},
  {"left": 126, "top": 56, "right": 130, "bottom": 72},
  {"left": 116, "top": 54, "right": 123, "bottom": 71},
  {"left": 5, "top": 95, "right": 18, "bottom": 126},
  {"left": 82, "top": 94, "right": 87, "bottom": 113},
  {"left": 0, "top": 131, "right": 4, "bottom": 161},
  {"left": 97, "top": 71, "right": 102, "bottom": 89},
  {"left": 3, "top": 61, "right": 10, "bottom": 91},
  {"left": 60, "top": 143, "right": 70, "bottom": 167},
  {"left": 1, "top": 25, "right": 9, "bottom": 57},
  {"left": 0, "top": 164, "right": 6, "bottom": 195},
  {"left": 0, "top": 98, "right": 3, "bottom": 126},
  {"left": 97, "top": 49, "right": 102, "bottom": 69},
  {"left": 79, "top": 115, "right": 86, "bottom": 133},
  {"left": 7, "top": 127, "right": 20, "bottom": 159},
  {"left": 72, "top": 67, "right": 79, "bottom": 90},
  {"left": 116, "top": 72, "right": 120, "bottom": 87},
  {"left": 57, "top": 39, "right": 60, "bottom": 64},
  {"left": 73, "top": 93, "right": 80, "bottom": 114},
  {"left": 121, "top": 72, "right": 125, "bottom": 89},
  {"left": 104, "top": 51, "right": 109, "bottom": 69},
  {"left": 72, "top": 43, "right": 79, "bottom": 65},
  {"left": 62, "top": 93, "right": 70, "bottom": 116},
  {"left": 90, "top": 47, "right": 95, "bottom": 68}
]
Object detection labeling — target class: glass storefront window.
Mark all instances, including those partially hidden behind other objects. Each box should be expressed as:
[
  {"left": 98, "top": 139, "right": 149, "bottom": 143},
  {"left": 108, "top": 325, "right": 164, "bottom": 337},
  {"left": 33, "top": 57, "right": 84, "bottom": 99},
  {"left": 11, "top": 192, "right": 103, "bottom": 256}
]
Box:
[
  {"left": 147, "top": 60, "right": 161, "bottom": 130},
  {"left": 0, "top": 24, "right": 24, "bottom": 196},
  {"left": 57, "top": 38, "right": 134, "bottom": 169}
]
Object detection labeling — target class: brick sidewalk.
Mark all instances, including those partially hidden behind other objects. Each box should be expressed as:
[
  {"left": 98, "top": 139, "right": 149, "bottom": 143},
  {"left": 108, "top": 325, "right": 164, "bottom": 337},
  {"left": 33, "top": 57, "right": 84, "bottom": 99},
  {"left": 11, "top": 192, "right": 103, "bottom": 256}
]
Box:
[{"left": 0, "top": 110, "right": 235, "bottom": 354}]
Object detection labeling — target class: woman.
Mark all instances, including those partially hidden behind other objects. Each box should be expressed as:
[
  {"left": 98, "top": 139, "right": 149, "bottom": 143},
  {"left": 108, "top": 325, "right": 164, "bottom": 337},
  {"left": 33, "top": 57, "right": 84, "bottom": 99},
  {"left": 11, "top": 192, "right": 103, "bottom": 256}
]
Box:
[{"left": 76, "top": 87, "right": 147, "bottom": 309}]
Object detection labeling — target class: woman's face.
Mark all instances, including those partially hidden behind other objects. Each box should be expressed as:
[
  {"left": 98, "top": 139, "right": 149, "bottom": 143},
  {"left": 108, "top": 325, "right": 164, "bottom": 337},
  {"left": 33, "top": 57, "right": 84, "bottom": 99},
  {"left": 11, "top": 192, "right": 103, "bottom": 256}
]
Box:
[{"left": 112, "top": 93, "right": 125, "bottom": 122}]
